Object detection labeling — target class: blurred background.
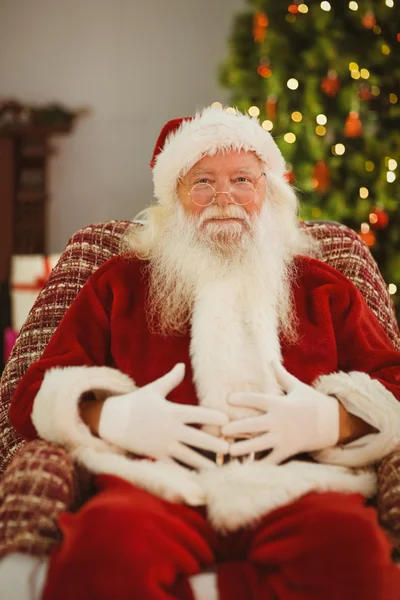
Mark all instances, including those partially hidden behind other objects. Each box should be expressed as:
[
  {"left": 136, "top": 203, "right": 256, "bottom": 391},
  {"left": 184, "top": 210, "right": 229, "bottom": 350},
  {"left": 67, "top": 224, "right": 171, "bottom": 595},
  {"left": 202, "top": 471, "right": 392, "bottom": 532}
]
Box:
[{"left": 0, "top": 0, "right": 399, "bottom": 367}]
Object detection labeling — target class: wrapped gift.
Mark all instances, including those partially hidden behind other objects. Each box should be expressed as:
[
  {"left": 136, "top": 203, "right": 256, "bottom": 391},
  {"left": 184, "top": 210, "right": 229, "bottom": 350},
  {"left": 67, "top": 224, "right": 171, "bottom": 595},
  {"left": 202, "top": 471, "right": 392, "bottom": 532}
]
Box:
[
  {"left": 11, "top": 254, "right": 61, "bottom": 331},
  {"left": 4, "top": 327, "right": 18, "bottom": 361}
]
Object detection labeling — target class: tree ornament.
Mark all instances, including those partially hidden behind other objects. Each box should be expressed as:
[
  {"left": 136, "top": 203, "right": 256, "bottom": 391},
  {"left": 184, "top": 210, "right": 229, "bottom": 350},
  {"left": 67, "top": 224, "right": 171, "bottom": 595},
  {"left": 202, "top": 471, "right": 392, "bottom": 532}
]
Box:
[
  {"left": 358, "top": 84, "right": 373, "bottom": 101},
  {"left": 257, "top": 61, "right": 272, "bottom": 78},
  {"left": 362, "top": 12, "right": 376, "bottom": 29},
  {"left": 253, "top": 12, "right": 269, "bottom": 43},
  {"left": 312, "top": 161, "right": 330, "bottom": 194},
  {"left": 266, "top": 95, "right": 277, "bottom": 119},
  {"left": 284, "top": 168, "right": 296, "bottom": 184},
  {"left": 370, "top": 207, "right": 389, "bottom": 229},
  {"left": 360, "top": 229, "right": 376, "bottom": 247},
  {"left": 344, "top": 111, "right": 362, "bottom": 137},
  {"left": 321, "top": 70, "right": 340, "bottom": 97}
]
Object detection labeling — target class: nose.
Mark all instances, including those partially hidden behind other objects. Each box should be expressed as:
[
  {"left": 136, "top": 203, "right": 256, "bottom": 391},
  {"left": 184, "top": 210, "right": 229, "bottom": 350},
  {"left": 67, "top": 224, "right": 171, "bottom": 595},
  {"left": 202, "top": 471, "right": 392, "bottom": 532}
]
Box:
[{"left": 214, "top": 191, "right": 232, "bottom": 207}]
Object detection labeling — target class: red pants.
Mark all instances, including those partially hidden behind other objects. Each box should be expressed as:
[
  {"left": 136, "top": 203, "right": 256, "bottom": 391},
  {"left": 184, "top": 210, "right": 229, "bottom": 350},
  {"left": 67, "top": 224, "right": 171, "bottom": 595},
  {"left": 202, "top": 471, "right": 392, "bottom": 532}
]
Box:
[{"left": 43, "top": 474, "right": 400, "bottom": 600}]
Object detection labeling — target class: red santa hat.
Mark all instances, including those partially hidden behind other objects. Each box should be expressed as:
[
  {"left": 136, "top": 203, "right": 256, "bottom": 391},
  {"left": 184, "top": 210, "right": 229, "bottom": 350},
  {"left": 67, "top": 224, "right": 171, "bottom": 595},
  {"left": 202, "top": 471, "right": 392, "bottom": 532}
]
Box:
[{"left": 150, "top": 106, "right": 286, "bottom": 206}]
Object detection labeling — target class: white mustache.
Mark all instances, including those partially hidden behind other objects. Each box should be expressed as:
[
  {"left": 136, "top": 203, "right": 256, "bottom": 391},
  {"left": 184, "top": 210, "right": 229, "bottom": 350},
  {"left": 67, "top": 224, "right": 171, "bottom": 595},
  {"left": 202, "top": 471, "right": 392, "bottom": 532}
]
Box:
[{"left": 197, "top": 204, "right": 251, "bottom": 227}]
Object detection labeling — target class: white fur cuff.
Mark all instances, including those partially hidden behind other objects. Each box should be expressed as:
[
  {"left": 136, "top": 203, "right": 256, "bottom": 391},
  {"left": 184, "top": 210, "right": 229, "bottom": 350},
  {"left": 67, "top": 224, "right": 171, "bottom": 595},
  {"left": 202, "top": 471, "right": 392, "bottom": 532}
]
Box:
[
  {"left": 312, "top": 371, "right": 400, "bottom": 467},
  {"left": 31, "top": 366, "right": 136, "bottom": 454}
]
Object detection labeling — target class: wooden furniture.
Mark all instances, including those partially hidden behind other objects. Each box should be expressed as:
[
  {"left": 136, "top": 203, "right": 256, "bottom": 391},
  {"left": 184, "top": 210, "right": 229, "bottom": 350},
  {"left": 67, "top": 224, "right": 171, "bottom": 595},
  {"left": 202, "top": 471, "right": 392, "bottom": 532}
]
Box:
[{"left": 0, "top": 125, "right": 72, "bottom": 369}]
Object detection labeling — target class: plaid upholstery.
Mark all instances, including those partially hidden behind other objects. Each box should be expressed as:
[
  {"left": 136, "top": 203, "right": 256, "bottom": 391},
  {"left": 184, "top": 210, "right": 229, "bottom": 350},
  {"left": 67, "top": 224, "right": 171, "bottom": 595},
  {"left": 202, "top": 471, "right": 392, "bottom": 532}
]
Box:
[
  {"left": 0, "top": 219, "right": 399, "bottom": 556},
  {"left": 0, "top": 440, "right": 86, "bottom": 559}
]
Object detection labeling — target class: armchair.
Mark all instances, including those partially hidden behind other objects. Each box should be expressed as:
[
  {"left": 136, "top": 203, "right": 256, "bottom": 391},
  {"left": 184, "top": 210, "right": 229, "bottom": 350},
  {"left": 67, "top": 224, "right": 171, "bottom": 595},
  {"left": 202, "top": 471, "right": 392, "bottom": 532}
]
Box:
[{"left": 0, "top": 219, "right": 399, "bottom": 558}]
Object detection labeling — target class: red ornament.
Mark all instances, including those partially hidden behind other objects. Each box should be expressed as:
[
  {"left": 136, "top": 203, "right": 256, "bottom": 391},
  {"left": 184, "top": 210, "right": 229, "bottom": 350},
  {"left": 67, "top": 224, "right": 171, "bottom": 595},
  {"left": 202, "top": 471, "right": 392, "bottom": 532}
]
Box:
[
  {"left": 358, "top": 85, "right": 373, "bottom": 101},
  {"left": 266, "top": 96, "right": 277, "bottom": 119},
  {"left": 284, "top": 169, "right": 296, "bottom": 184},
  {"left": 321, "top": 71, "right": 340, "bottom": 97},
  {"left": 362, "top": 12, "right": 376, "bottom": 29},
  {"left": 369, "top": 207, "right": 389, "bottom": 229},
  {"left": 312, "top": 161, "right": 330, "bottom": 195},
  {"left": 360, "top": 229, "right": 376, "bottom": 248},
  {"left": 344, "top": 111, "right": 362, "bottom": 137},
  {"left": 253, "top": 12, "right": 269, "bottom": 43},
  {"left": 257, "top": 64, "right": 272, "bottom": 78}
]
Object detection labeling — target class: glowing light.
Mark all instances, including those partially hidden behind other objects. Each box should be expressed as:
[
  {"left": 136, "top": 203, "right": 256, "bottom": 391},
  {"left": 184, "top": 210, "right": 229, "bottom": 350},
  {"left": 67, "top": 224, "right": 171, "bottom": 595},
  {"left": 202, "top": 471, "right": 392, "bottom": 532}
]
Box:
[
  {"left": 287, "top": 78, "right": 299, "bottom": 90},
  {"left": 369, "top": 213, "right": 378, "bottom": 224},
  {"left": 382, "top": 44, "right": 391, "bottom": 55},
  {"left": 351, "top": 70, "right": 361, "bottom": 79},
  {"left": 333, "top": 143, "right": 346, "bottom": 156},
  {"left": 349, "top": 62, "right": 359, "bottom": 70},
  {"left": 359, "top": 187, "right": 369, "bottom": 199},
  {"left": 385, "top": 0, "right": 394, "bottom": 7},
  {"left": 298, "top": 4, "right": 309, "bottom": 13},
  {"left": 286, "top": 14, "right": 296, "bottom": 22},
  {"left": 349, "top": 1, "right": 358, "bottom": 9},
  {"left": 371, "top": 86, "right": 380, "bottom": 96},
  {"left": 360, "top": 68, "right": 370, "bottom": 79},
  {"left": 284, "top": 133, "right": 297, "bottom": 143},
  {"left": 361, "top": 223, "right": 370, "bottom": 234},
  {"left": 388, "top": 159, "right": 398, "bottom": 171},
  {"left": 373, "top": 25, "right": 382, "bottom": 34},
  {"left": 387, "top": 171, "right": 396, "bottom": 183},
  {"left": 365, "top": 161, "right": 375, "bottom": 171},
  {"left": 291, "top": 111, "right": 303, "bottom": 122},
  {"left": 320, "top": 1, "right": 331, "bottom": 11},
  {"left": 390, "top": 93, "right": 398, "bottom": 103},
  {"left": 316, "top": 114, "right": 328, "bottom": 125},
  {"left": 315, "top": 125, "right": 326, "bottom": 136},
  {"left": 248, "top": 106, "right": 260, "bottom": 117},
  {"left": 262, "top": 120, "right": 273, "bottom": 131},
  {"left": 389, "top": 284, "right": 398, "bottom": 295},
  {"left": 225, "top": 107, "right": 237, "bottom": 115},
  {"left": 211, "top": 102, "right": 223, "bottom": 109}
]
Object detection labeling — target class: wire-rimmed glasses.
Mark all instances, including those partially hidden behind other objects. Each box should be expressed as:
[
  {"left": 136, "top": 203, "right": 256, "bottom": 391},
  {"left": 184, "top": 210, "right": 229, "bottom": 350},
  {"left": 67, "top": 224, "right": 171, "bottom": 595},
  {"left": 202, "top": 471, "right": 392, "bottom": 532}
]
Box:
[{"left": 184, "top": 173, "right": 266, "bottom": 207}]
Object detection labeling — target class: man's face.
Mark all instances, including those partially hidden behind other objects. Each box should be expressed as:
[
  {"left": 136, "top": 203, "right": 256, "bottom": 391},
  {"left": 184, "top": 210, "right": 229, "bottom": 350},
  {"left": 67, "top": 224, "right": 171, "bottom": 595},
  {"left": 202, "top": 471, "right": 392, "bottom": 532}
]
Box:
[{"left": 176, "top": 150, "right": 266, "bottom": 244}]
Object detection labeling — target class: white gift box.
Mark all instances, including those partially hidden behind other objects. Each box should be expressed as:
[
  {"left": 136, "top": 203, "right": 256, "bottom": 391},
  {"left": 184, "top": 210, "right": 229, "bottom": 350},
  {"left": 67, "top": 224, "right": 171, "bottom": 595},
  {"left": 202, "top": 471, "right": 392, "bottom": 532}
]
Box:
[{"left": 11, "top": 254, "right": 61, "bottom": 331}]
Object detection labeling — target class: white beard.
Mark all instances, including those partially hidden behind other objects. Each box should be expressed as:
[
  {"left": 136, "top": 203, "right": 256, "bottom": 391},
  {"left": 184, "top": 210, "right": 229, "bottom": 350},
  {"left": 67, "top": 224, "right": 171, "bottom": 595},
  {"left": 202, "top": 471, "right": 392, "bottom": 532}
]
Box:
[{"left": 146, "top": 200, "right": 299, "bottom": 423}]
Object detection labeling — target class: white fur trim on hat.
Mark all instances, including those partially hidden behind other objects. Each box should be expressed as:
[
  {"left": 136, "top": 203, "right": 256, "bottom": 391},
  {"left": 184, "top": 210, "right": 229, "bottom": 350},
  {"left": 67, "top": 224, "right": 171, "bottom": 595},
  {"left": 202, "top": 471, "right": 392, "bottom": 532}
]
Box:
[{"left": 152, "top": 106, "right": 286, "bottom": 205}]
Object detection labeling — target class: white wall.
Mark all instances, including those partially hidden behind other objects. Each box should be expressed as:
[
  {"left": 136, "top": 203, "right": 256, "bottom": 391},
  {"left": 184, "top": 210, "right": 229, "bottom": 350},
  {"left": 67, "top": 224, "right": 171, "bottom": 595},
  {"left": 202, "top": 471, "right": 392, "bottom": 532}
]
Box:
[{"left": 0, "top": 0, "right": 245, "bottom": 252}]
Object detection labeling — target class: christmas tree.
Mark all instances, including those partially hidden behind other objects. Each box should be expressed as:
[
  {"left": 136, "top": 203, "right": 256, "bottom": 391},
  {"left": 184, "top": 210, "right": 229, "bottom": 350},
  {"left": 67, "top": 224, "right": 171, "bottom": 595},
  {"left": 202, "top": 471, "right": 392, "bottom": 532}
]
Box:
[{"left": 219, "top": 0, "right": 400, "bottom": 313}]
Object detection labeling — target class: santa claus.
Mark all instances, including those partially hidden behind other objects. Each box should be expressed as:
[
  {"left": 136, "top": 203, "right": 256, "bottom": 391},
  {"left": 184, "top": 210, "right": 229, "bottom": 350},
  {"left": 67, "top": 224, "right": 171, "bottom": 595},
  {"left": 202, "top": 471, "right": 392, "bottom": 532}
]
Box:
[{"left": 3, "top": 106, "right": 400, "bottom": 599}]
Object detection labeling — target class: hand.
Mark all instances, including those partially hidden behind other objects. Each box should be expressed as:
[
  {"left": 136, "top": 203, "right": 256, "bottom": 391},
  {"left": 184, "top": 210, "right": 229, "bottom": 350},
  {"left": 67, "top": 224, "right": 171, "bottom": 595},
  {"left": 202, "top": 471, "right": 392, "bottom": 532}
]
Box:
[
  {"left": 98, "top": 363, "right": 229, "bottom": 470},
  {"left": 222, "top": 361, "right": 340, "bottom": 465}
]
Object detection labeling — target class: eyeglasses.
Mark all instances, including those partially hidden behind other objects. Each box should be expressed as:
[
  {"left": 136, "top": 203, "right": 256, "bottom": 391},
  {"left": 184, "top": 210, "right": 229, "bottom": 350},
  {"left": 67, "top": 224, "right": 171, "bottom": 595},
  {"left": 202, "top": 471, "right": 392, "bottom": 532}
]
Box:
[{"left": 184, "top": 173, "right": 266, "bottom": 207}]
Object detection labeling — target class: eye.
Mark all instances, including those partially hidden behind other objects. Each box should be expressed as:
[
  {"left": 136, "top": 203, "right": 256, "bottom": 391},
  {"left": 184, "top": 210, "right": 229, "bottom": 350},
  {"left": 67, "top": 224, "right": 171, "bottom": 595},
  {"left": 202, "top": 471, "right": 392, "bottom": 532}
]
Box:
[
  {"left": 195, "top": 178, "right": 212, "bottom": 185},
  {"left": 235, "top": 176, "right": 252, "bottom": 183}
]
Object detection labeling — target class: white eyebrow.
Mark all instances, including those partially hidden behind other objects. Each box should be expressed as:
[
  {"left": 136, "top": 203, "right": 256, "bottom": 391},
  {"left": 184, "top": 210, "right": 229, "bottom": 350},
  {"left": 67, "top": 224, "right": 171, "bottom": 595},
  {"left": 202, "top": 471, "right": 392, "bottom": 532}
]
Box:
[{"left": 189, "top": 167, "right": 257, "bottom": 177}]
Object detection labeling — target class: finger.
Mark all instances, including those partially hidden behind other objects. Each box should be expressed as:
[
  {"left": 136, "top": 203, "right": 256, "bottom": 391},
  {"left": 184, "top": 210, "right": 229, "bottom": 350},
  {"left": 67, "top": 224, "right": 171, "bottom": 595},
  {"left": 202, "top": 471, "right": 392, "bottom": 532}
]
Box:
[
  {"left": 271, "top": 361, "right": 297, "bottom": 393},
  {"left": 179, "top": 426, "right": 229, "bottom": 455},
  {"left": 228, "top": 392, "right": 278, "bottom": 412},
  {"left": 174, "top": 404, "right": 229, "bottom": 426},
  {"left": 151, "top": 363, "right": 186, "bottom": 396},
  {"left": 261, "top": 448, "right": 288, "bottom": 466},
  {"left": 229, "top": 433, "right": 275, "bottom": 457},
  {"left": 222, "top": 416, "right": 269, "bottom": 437},
  {"left": 169, "top": 442, "right": 217, "bottom": 470}
]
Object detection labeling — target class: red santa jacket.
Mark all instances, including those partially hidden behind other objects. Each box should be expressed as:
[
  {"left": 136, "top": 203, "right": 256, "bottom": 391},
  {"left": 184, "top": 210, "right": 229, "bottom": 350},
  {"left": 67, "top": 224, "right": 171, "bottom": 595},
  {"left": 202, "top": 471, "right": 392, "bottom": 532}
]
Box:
[{"left": 9, "top": 254, "right": 400, "bottom": 532}]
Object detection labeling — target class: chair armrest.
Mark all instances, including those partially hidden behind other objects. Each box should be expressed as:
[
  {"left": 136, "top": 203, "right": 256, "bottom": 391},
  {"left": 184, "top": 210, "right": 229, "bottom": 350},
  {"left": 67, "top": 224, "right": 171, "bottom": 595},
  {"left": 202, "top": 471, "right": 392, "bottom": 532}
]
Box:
[
  {"left": 0, "top": 440, "right": 92, "bottom": 558},
  {"left": 378, "top": 450, "right": 400, "bottom": 553}
]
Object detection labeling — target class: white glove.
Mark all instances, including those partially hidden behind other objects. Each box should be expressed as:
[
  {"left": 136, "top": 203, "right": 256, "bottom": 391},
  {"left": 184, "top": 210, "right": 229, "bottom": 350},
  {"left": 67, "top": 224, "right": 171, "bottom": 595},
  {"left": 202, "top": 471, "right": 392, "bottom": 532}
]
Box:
[
  {"left": 98, "top": 363, "right": 229, "bottom": 470},
  {"left": 222, "top": 361, "right": 340, "bottom": 465}
]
